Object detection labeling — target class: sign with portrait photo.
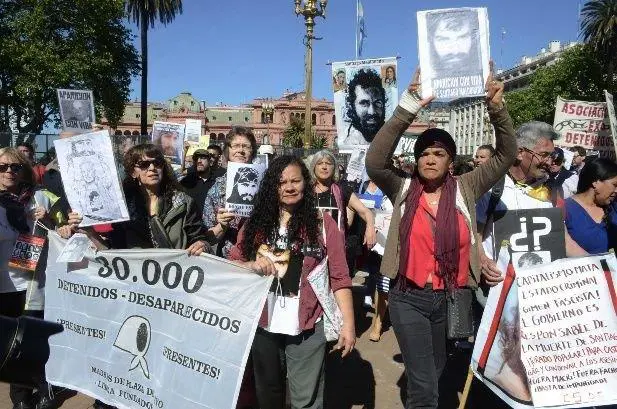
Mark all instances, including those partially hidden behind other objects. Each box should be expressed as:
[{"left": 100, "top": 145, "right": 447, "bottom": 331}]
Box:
[
  {"left": 417, "top": 7, "right": 490, "bottom": 101},
  {"left": 54, "top": 130, "right": 129, "bottom": 227},
  {"left": 225, "top": 162, "right": 265, "bottom": 218},
  {"left": 184, "top": 119, "right": 202, "bottom": 143},
  {"left": 57, "top": 89, "right": 96, "bottom": 133},
  {"left": 331, "top": 57, "right": 398, "bottom": 151},
  {"left": 151, "top": 121, "right": 186, "bottom": 166}
]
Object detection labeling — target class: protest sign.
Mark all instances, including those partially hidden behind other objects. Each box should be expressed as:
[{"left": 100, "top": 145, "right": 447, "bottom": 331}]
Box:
[
  {"left": 604, "top": 90, "right": 617, "bottom": 155},
  {"left": 9, "top": 233, "right": 46, "bottom": 272},
  {"left": 394, "top": 134, "right": 417, "bottom": 155},
  {"left": 57, "top": 89, "right": 96, "bottom": 132},
  {"left": 417, "top": 7, "right": 490, "bottom": 101},
  {"left": 346, "top": 147, "right": 367, "bottom": 182},
  {"left": 54, "top": 131, "right": 129, "bottom": 227},
  {"left": 472, "top": 208, "right": 566, "bottom": 408},
  {"left": 515, "top": 254, "right": 617, "bottom": 408},
  {"left": 253, "top": 154, "right": 269, "bottom": 168},
  {"left": 184, "top": 119, "right": 202, "bottom": 143},
  {"left": 553, "top": 96, "right": 615, "bottom": 160},
  {"left": 186, "top": 135, "right": 211, "bottom": 158},
  {"left": 151, "top": 121, "right": 186, "bottom": 166},
  {"left": 225, "top": 162, "right": 264, "bottom": 217},
  {"left": 332, "top": 57, "right": 398, "bottom": 151},
  {"left": 45, "top": 233, "right": 273, "bottom": 409},
  {"left": 56, "top": 233, "right": 92, "bottom": 263}
]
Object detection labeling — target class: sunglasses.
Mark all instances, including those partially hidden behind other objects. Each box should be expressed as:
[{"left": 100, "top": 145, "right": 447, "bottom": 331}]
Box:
[
  {"left": 0, "top": 163, "right": 24, "bottom": 173},
  {"left": 135, "top": 158, "right": 166, "bottom": 170}
]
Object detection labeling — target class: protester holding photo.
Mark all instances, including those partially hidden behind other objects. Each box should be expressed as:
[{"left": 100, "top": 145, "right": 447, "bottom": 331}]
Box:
[
  {"left": 0, "top": 147, "right": 66, "bottom": 409},
  {"left": 203, "top": 126, "right": 257, "bottom": 258},
  {"left": 365, "top": 67, "right": 517, "bottom": 408},
  {"left": 563, "top": 158, "right": 617, "bottom": 254},
  {"left": 229, "top": 155, "right": 355, "bottom": 409}
]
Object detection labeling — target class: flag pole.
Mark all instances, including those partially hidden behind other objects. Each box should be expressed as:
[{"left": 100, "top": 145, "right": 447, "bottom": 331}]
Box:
[{"left": 355, "top": 0, "right": 359, "bottom": 60}]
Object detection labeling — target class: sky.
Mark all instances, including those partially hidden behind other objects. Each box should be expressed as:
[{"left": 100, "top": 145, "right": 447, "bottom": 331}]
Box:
[{"left": 128, "top": 0, "right": 582, "bottom": 106}]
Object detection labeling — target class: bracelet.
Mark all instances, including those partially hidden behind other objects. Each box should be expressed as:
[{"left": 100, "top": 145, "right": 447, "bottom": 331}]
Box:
[{"left": 398, "top": 90, "right": 423, "bottom": 115}]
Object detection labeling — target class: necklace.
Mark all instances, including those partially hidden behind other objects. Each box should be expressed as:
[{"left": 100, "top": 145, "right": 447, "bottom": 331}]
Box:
[{"left": 424, "top": 192, "right": 439, "bottom": 206}]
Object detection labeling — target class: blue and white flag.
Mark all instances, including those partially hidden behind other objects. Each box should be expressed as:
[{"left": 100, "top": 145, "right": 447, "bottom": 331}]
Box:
[{"left": 357, "top": 0, "right": 366, "bottom": 58}]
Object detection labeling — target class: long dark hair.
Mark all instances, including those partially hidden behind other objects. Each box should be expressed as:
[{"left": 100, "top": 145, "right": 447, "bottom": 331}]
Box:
[
  {"left": 122, "top": 144, "right": 181, "bottom": 212},
  {"left": 577, "top": 157, "right": 617, "bottom": 193},
  {"left": 241, "top": 155, "right": 319, "bottom": 260}
]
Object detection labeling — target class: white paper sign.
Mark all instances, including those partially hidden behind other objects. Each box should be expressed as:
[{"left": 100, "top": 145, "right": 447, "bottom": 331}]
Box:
[
  {"left": 54, "top": 131, "right": 129, "bottom": 227},
  {"left": 225, "top": 162, "right": 265, "bottom": 218},
  {"left": 151, "top": 121, "right": 186, "bottom": 166},
  {"left": 57, "top": 89, "right": 96, "bottom": 132},
  {"left": 45, "top": 233, "right": 273, "bottom": 409},
  {"left": 346, "top": 147, "right": 367, "bottom": 182},
  {"left": 185, "top": 119, "right": 202, "bottom": 143},
  {"left": 604, "top": 90, "right": 617, "bottom": 155},
  {"left": 417, "top": 7, "right": 490, "bottom": 101},
  {"left": 56, "top": 233, "right": 92, "bottom": 263},
  {"left": 516, "top": 254, "right": 617, "bottom": 408}
]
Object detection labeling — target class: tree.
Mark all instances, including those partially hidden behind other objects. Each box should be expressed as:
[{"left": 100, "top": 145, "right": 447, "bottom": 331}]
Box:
[
  {"left": 505, "top": 44, "right": 617, "bottom": 128},
  {"left": 580, "top": 0, "right": 617, "bottom": 76},
  {"left": 282, "top": 116, "right": 305, "bottom": 148},
  {"left": 310, "top": 134, "right": 328, "bottom": 149},
  {"left": 125, "top": 0, "right": 183, "bottom": 136},
  {"left": 0, "top": 0, "right": 140, "bottom": 133}
]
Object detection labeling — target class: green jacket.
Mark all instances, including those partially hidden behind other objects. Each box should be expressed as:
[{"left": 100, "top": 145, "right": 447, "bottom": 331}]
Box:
[{"left": 365, "top": 101, "right": 517, "bottom": 287}]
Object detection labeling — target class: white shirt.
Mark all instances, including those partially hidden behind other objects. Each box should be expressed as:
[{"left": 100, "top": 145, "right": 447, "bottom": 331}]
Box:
[
  {"left": 561, "top": 172, "right": 579, "bottom": 199},
  {"left": 476, "top": 175, "right": 552, "bottom": 260}
]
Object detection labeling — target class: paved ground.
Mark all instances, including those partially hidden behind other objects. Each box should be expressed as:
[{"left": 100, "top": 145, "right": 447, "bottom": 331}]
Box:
[{"left": 0, "top": 274, "right": 504, "bottom": 409}]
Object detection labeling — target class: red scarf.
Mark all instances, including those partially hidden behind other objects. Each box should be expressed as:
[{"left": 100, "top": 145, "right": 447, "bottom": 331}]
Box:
[{"left": 398, "top": 174, "right": 460, "bottom": 291}]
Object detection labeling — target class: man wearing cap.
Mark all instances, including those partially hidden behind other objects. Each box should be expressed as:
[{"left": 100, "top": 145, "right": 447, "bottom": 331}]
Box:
[{"left": 180, "top": 149, "right": 216, "bottom": 216}]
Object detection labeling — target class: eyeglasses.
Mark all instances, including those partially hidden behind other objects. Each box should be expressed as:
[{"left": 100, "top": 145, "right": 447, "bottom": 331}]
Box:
[
  {"left": 0, "top": 163, "right": 24, "bottom": 173},
  {"left": 135, "top": 158, "right": 166, "bottom": 170},
  {"left": 522, "top": 147, "right": 551, "bottom": 161},
  {"left": 229, "top": 143, "right": 252, "bottom": 151}
]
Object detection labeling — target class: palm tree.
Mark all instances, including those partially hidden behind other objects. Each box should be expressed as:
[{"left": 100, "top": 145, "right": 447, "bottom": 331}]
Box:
[
  {"left": 126, "top": 0, "right": 183, "bottom": 135},
  {"left": 580, "top": 0, "right": 617, "bottom": 76},
  {"left": 282, "top": 116, "right": 305, "bottom": 148}
]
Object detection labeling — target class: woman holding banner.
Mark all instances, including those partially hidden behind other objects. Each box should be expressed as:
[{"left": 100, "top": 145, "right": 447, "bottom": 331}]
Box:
[
  {"left": 365, "top": 67, "right": 517, "bottom": 408},
  {"left": 229, "top": 155, "right": 355, "bottom": 409},
  {"left": 563, "top": 157, "right": 617, "bottom": 254},
  {"left": 0, "top": 147, "right": 66, "bottom": 409}
]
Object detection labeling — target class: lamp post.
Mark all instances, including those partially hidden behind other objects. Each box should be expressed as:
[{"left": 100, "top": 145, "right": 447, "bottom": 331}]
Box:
[
  {"left": 294, "top": 0, "right": 327, "bottom": 149},
  {"left": 261, "top": 100, "right": 274, "bottom": 145}
]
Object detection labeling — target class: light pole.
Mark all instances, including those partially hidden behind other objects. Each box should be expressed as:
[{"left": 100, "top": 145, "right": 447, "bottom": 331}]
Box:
[
  {"left": 261, "top": 100, "right": 274, "bottom": 145},
  {"left": 294, "top": 0, "right": 327, "bottom": 149}
]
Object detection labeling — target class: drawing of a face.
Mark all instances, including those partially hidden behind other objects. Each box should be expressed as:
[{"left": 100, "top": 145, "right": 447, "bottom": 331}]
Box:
[
  {"left": 89, "top": 191, "right": 103, "bottom": 212},
  {"left": 230, "top": 167, "right": 260, "bottom": 203},
  {"left": 238, "top": 178, "right": 258, "bottom": 201},
  {"left": 80, "top": 162, "right": 96, "bottom": 183},
  {"left": 257, "top": 245, "right": 291, "bottom": 278}
]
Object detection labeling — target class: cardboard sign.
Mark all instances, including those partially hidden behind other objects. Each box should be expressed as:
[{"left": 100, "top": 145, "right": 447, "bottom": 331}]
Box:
[{"left": 9, "top": 233, "right": 46, "bottom": 272}]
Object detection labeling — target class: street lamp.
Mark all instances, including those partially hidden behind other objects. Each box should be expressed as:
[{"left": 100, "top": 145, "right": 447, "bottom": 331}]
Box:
[
  {"left": 294, "top": 0, "right": 327, "bottom": 148},
  {"left": 261, "top": 100, "right": 274, "bottom": 145}
]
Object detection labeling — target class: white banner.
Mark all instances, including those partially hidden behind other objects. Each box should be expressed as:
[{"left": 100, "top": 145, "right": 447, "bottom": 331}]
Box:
[
  {"left": 604, "top": 90, "right": 617, "bottom": 155},
  {"left": 185, "top": 119, "right": 202, "bottom": 143},
  {"left": 331, "top": 57, "right": 398, "bottom": 151},
  {"left": 516, "top": 254, "right": 617, "bottom": 408},
  {"left": 553, "top": 96, "right": 615, "bottom": 160},
  {"left": 45, "top": 233, "right": 273, "bottom": 409},
  {"left": 57, "top": 89, "right": 96, "bottom": 133},
  {"left": 417, "top": 7, "right": 490, "bottom": 101}
]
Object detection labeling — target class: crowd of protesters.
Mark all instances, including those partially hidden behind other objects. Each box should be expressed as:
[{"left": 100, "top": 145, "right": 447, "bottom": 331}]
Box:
[{"left": 1, "top": 64, "right": 617, "bottom": 409}]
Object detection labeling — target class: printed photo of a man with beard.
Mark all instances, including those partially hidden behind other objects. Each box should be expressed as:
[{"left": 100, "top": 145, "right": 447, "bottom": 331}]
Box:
[
  {"left": 226, "top": 166, "right": 262, "bottom": 217},
  {"left": 340, "top": 68, "right": 386, "bottom": 147}
]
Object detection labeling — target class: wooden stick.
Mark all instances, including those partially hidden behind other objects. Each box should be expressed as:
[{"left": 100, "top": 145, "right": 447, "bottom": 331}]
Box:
[{"left": 458, "top": 365, "right": 474, "bottom": 409}]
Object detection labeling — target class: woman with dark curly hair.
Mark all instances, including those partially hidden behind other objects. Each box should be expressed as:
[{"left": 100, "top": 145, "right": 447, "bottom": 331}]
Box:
[
  {"left": 67, "top": 143, "right": 208, "bottom": 253},
  {"left": 229, "top": 155, "right": 355, "bottom": 409}
]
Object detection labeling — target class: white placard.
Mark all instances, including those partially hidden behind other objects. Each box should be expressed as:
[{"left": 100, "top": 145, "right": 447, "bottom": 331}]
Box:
[
  {"left": 417, "top": 7, "right": 490, "bottom": 101},
  {"left": 56, "top": 233, "right": 92, "bottom": 263},
  {"left": 185, "top": 119, "right": 202, "bottom": 143},
  {"left": 151, "top": 121, "right": 186, "bottom": 166},
  {"left": 54, "top": 130, "right": 129, "bottom": 227},
  {"left": 604, "top": 90, "right": 617, "bottom": 156},
  {"left": 45, "top": 233, "right": 273, "bottom": 409},
  {"left": 57, "top": 89, "right": 96, "bottom": 133},
  {"left": 225, "top": 162, "right": 265, "bottom": 218},
  {"left": 346, "top": 147, "right": 367, "bottom": 182}
]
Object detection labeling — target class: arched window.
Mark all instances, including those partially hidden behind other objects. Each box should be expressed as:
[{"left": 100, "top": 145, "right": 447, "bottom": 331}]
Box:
[
  {"left": 311, "top": 113, "right": 316, "bottom": 125},
  {"left": 210, "top": 132, "right": 216, "bottom": 140},
  {"left": 114, "top": 130, "right": 122, "bottom": 135},
  {"left": 123, "top": 130, "right": 131, "bottom": 136},
  {"left": 217, "top": 133, "right": 225, "bottom": 141},
  {"left": 332, "top": 115, "right": 336, "bottom": 126},
  {"left": 132, "top": 130, "right": 140, "bottom": 136},
  {"left": 261, "top": 112, "right": 265, "bottom": 124},
  {"left": 301, "top": 113, "right": 305, "bottom": 120}
]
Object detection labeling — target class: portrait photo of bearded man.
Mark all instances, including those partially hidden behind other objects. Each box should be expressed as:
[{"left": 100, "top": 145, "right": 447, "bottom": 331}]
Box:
[{"left": 227, "top": 166, "right": 260, "bottom": 206}]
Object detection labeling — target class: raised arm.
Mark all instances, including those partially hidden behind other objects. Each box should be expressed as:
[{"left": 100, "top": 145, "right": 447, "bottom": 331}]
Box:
[
  {"left": 365, "top": 69, "right": 434, "bottom": 201},
  {"left": 460, "top": 65, "right": 518, "bottom": 200}
]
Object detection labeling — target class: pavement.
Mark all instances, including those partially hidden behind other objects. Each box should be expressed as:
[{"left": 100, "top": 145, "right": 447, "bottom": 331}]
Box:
[{"left": 0, "top": 272, "right": 505, "bottom": 409}]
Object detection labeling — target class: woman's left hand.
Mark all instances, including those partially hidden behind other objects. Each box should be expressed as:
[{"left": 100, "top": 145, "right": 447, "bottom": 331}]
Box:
[
  {"left": 364, "top": 226, "right": 376, "bottom": 249},
  {"left": 332, "top": 324, "right": 356, "bottom": 358},
  {"left": 187, "top": 240, "right": 209, "bottom": 256},
  {"left": 30, "top": 206, "right": 47, "bottom": 221}
]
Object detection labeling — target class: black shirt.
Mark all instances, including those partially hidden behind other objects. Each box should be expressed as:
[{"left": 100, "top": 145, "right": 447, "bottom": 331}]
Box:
[
  {"left": 180, "top": 170, "right": 219, "bottom": 215},
  {"left": 315, "top": 182, "right": 353, "bottom": 227}
]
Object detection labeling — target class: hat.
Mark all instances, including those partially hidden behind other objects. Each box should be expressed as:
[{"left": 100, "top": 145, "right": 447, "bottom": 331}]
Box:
[
  {"left": 192, "top": 149, "right": 211, "bottom": 159},
  {"left": 258, "top": 145, "right": 274, "bottom": 155},
  {"left": 413, "top": 128, "right": 456, "bottom": 161}
]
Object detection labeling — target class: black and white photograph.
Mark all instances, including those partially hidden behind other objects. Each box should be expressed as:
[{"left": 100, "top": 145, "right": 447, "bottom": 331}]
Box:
[
  {"left": 225, "top": 162, "right": 265, "bottom": 217},
  {"left": 56, "top": 233, "right": 93, "bottom": 263},
  {"left": 151, "top": 121, "right": 186, "bottom": 166},
  {"left": 417, "top": 7, "right": 490, "bottom": 100},
  {"left": 332, "top": 57, "right": 398, "bottom": 151},
  {"left": 54, "top": 130, "right": 129, "bottom": 226},
  {"left": 57, "top": 88, "right": 96, "bottom": 132}
]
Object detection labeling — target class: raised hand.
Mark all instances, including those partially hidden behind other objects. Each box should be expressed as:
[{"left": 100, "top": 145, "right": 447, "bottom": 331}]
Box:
[
  {"left": 485, "top": 60, "right": 504, "bottom": 107},
  {"left": 407, "top": 68, "right": 435, "bottom": 107}
]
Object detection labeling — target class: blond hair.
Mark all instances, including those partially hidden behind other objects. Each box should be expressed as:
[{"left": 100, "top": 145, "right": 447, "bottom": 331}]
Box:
[{"left": 0, "top": 147, "right": 36, "bottom": 186}]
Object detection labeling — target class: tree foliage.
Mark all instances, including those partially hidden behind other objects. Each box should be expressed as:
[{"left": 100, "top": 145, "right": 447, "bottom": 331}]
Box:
[
  {"left": 310, "top": 134, "right": 328, "bottom": 149},
  {"left": 0, "top": 0, "right": 140, "bottom": 133},
  {"left": 580, "top": 0, "right": 617, "bottom": 74},
  {"left": 505, "top": 44, "right": 617, "bottom": 128},
  {"left": 282, "top": 116, "right": 306, "bottom": 148}
]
